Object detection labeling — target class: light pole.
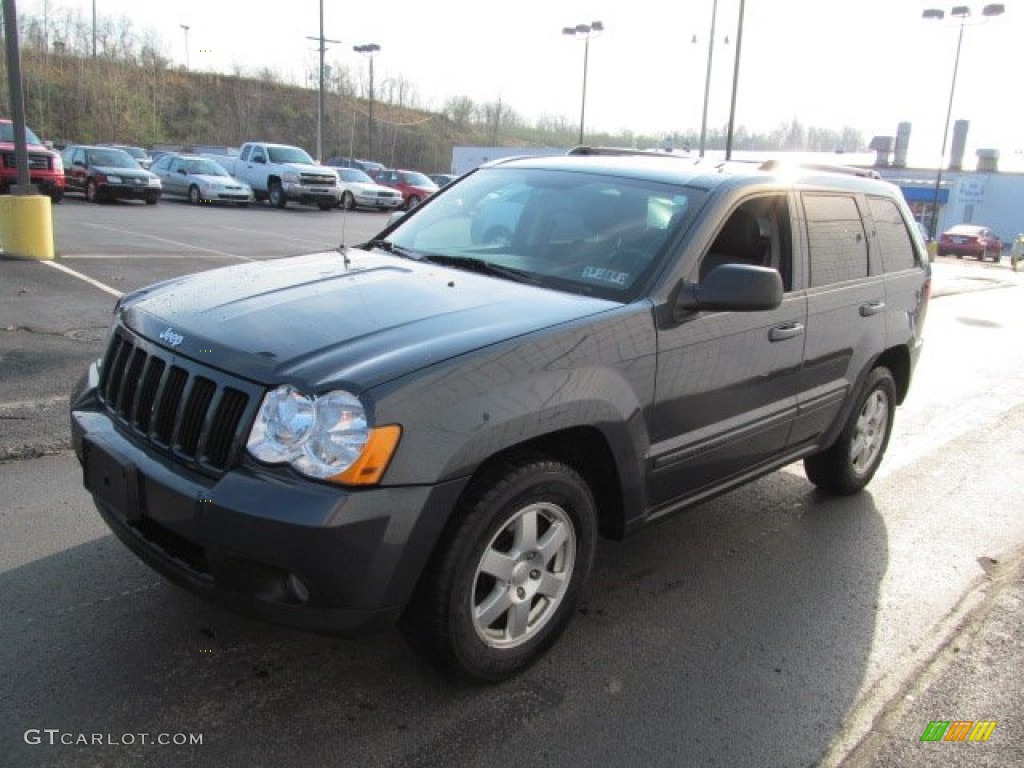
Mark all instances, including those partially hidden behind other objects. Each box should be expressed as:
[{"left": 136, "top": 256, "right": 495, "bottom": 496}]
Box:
[
  {"left": 922, "top": 3, "right": 1004, "bottom": 240},
  {"left": 696, "top": 1, "right": 719, "bottom": 157},
  {"left": 92, "top": 0, "right": 96, "bottom": 57},
  {"left": 724, "top": 0, "right": 747, "bottom": 160},
  {"left": 180, "top": 24, "right": 190, "bottom": 70},
  {"left": 353, "top": 43, "right": 380, "bottom": 161},
  {"left": 562, "top": 21, "right": 603, "bottom": 146}
]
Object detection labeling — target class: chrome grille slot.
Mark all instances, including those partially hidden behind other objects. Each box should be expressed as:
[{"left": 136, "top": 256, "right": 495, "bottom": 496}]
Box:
[{"left": 97, "top": 328, "right": 259, "bottom": 474}]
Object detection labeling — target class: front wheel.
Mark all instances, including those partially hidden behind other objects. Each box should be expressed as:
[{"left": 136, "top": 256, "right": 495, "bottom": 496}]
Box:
[
  {"left": 268, "top": 181, "right": 287, "bottom": 209},
  {"left": 341, "top": 191, "right": 356, "bottom": 210},
  {"left": 188, "top": 185, "right": 201, "bottom": 205},
  {"left": 401, "top": 455, "right": 597, "bottom": 682},
  {"left": 145, "top": 193, "right": 159, "bottom": 206},
  {"left": 804, "top": 367, "right": 896, "bottom": 495},
  {"left": 86, "top": 179, "right": 101, "bottom": 204}
]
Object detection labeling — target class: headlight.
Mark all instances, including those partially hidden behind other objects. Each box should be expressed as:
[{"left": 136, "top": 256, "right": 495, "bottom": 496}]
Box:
[
  {"left": 107, "top": 175, "right": 123, "bottom": 183},
  {"left": 247, "top": 385, "right": 400, "bottom": 485},
  {"left": 148, "top": 178, "right": 161, "bottom": 187}
]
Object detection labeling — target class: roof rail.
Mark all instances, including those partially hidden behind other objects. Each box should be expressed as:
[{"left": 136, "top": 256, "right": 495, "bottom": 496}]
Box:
[
  {"left": 567, "top": 145, "right": 693, "bottom": 160},
  {"left": 758, "top": 159, "right": 881, "bottom": 179}
]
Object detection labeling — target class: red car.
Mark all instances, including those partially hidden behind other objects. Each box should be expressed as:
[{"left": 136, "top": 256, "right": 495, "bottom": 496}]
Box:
[
  {"left": 369, "top": 168, "right": 438, "bottom": 209},
  {"left": 0, "top": 119, "right": 65, "bottom": 202},
  {"left": 937, "top": 224, "right": 1003, "bottom": 262}
]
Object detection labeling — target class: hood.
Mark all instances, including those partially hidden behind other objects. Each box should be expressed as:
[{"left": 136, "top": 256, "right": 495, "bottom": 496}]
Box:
[
  {"left": 94, "top": 164, "right": 153, "bottom": 178},
  {"left": 284, "top": 163, "right": 336, "bottom": 176},
  {"left": 120, "top": 250, "right": 617, "bottom": 392},
  {"left": 195, "top": 173, "right": 249, "bottom": 188},
  {"left": 351, "top": 181, "right": 399, "bottom": 195}
]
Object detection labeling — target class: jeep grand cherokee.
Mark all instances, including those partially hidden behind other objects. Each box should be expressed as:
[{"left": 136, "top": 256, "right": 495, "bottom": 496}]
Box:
[{"left": 71, "top": 149, "right": 930, "bottom": 681}]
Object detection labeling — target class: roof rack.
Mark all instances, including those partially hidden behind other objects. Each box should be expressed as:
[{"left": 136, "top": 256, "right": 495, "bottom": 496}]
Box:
[
  {"left": 757, "top": 159, "right": 881, "bottom": 179},
  {"left": 567, "top": 145, "right": 693, "bottom": 160}
]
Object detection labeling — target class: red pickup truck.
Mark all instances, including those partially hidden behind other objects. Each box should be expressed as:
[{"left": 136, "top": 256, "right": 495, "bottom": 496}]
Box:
[{"left": 1, "top": 119, "right": 65, "bottom": 202}]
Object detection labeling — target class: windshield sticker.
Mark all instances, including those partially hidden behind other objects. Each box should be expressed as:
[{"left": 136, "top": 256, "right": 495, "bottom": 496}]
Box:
[{"left": 581, "top": 266, "right": 629, "bottom": 285}]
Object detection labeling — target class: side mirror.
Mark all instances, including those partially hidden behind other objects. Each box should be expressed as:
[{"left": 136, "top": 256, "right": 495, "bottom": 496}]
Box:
[
  {"left": 675, "top": 264, "right": 784, "bottom": 315},
  {"left": 253, "top": 156, "right": 266, "bottom": 165},
  {"left": 178, "top": 168, "right": 188, "bottom": 175}
]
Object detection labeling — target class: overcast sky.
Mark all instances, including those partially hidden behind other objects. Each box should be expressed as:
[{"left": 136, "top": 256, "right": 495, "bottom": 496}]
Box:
[{"left": 19, "top": 0, "right": 1023, "bottom": 168}]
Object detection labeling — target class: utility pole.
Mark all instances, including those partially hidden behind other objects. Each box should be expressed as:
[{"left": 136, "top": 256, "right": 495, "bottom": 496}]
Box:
[
  {"left": 180, "top": 24, "right": 190, "bottom": 70},
  {"left": 307, "top": 0, "right": 341, "bottom": 162}
]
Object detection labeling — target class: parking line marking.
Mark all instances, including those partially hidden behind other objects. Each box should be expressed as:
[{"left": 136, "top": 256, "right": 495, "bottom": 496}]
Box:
[
  {"left": 41, "top": 261, "right": 124, "bottom": 298},
  {"left": 80, "top": 222, "right": 253, "bottom": 260},
  {"left": 61, "top": 253, "right": 249, "bottom": 261}
]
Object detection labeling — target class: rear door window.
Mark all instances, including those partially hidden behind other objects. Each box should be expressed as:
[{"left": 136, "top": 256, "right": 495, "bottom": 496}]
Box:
[
  {"left": 803, "top": 194, "right": 868, "bottom": 287},
  {"left": 867, "top": 196, "right": 918, "bottom": 272}
]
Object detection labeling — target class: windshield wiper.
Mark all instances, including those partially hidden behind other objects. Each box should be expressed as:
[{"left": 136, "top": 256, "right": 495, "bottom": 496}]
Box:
[
  {"left": 418, "top": 254, "right": 540, "bottom": 285},
  {"left": 364, "top": 239, "right": 421, "bottom": 260}
]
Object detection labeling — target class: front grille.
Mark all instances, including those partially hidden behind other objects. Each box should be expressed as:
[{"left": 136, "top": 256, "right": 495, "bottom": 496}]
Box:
[
  {"left": 300, "top": 173, "right": 337, "bottom": 187},
  {"left": 98, "top": 328, "right": 259, "bottom": 474},
  {"left": 2, "top": 152, "right": 53, "bottom": 170}
]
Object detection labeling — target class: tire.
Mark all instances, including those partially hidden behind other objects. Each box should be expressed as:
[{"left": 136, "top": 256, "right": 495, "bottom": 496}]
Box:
[
  {"left": 268, "top": 181, "right": 287, "bottom": 209},
  {"left": 236, "top": 202, "right": 249, "bottom": 208},
  {"left": 49, "top": 191, "right": 63, "bottom": 204},
  {"left": 145, "top": 193, "right": 159, "bottom": 206},
  {"left": 804, "top": 366, "right": 896, "bottom": 495},
  {"left": 341, "top": 191, "right": 356, "bottom": 211},
  {"left": 318, "top": 201, "right": 333, "bottom": 211},
  {"left": 86, "top": 179, "right": 101, "bottom": 204},
  {"left": 400, "top": 455, "right": 597, "bottom": 682},
  {"left": 405, "top": 194, "right": 421, "bottom": 210},
  {"left": 188, "top": 185, "right": 201, "bottom": 205}
]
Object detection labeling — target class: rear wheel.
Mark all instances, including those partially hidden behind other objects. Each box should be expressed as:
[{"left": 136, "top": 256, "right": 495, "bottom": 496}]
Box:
[
  {"left": 804, "top": 367, "right": 896, "bottom": 495},
  {"left": 401, "top": 455, "right": 597, "bottom": 682},
  {"left": 405, "top": 194, "right": 421, "bottom": 210}
]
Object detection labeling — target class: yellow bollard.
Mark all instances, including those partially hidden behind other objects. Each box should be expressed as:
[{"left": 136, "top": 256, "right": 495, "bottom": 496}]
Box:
[{"left": 0, "top": 194, "right": 54, "bottom": 260}]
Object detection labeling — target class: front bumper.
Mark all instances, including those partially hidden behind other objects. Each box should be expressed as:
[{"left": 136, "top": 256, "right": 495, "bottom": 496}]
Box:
[
  {"left": 283, "top": 182, "right": 341, "bottom": 206},
  {"left": 105, "top": 181, "right": 160, "bottom": 200},
  {"left": 70, "top": 370, "right": 466, "bottom": 634},
  {"left": 355, "top": 193, "right": 402, "bottom": 209}
]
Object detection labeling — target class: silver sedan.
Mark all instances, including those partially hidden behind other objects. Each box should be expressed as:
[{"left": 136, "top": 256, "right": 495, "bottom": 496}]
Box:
[{"left": 150, "top": 153, "right": 253, "bottom": 206}]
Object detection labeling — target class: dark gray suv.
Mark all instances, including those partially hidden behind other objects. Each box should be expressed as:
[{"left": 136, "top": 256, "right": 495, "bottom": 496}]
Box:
[{"left": 71, "top": 149, "right": 930, "bottom": 681}]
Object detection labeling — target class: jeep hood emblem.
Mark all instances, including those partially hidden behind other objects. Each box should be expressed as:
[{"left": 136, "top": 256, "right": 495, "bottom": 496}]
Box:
[{"left": 159, "top": 327, "right": 184, "bottom": 348}]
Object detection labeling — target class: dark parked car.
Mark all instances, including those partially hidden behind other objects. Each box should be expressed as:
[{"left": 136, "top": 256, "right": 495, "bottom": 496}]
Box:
[
  {"left": 100, "top": 143, "right": 153, "bottom": 169},
  {"left": 369, "top": 168, "right": 438, "bottom": 208},
  {"left": 149, "top": 153, "right": 253, "bottom": 206},
  {"left": 937, "top": 224, "right": 1002, "bottom": 261},
  {"left": 70, "top": 149, "right": 930, "bottom": 682},
  {"left": 428, "top": 173, "right": 458, "bottom": 188},
  {"left": 61, "top": 144, "right": 161, "bottom": 204}
]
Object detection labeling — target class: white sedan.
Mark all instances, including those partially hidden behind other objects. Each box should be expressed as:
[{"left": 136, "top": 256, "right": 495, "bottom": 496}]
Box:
[{"left": 336, "top": 168, "right": 404, "bottom": 211}]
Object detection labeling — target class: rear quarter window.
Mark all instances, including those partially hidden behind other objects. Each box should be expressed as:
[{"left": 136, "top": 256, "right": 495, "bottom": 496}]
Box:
[
  {"left": 803, "top": 193, "right": 868, "bottom": 287},
  {"left": 867, "top": 196, "right": 918, "bottom": 272}
]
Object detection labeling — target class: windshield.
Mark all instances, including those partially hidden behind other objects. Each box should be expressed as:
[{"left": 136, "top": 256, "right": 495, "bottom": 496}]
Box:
[
  {"left": 267, "top": 146, "right": 315, "bottom": 164},
  {"left": 1, "top": 123, "right": 43, "bottom": 145},
  {"left": 341, "top": 168, "right": 374, "bottom": 183},
  {"left": 87, "top": 148, "right": 139, "bottom": 168},
  {"left": 401, "top": 171, "right": 436, "bottom": 187},
  {"left": 186, "top": 158, "right": 229, "bottom": 176},
  {"left": 383, "top": 166, "right": 705, "bottom": 301}
]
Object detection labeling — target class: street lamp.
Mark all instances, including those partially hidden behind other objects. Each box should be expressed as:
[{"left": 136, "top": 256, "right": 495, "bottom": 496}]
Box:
[
  {"left": 922, "top": 3, "right": 1004, "bottom": 240},
  {"left": 696, "top": 1, "right": 719, "bottom": 157},
  {"left": 562, "top": 20, "right": 603, "bottom": 146},
  {"left": 353, "top": 43, "right": 380, "bottom": 161}
]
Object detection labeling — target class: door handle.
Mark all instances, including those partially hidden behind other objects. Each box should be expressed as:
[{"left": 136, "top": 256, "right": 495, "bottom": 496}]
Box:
[
  {"left": 769, "top": 323, "right": 805, "bottom": 342},
  {"left": 859, "top": 301, "right": 886, "bottom": 317}
]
